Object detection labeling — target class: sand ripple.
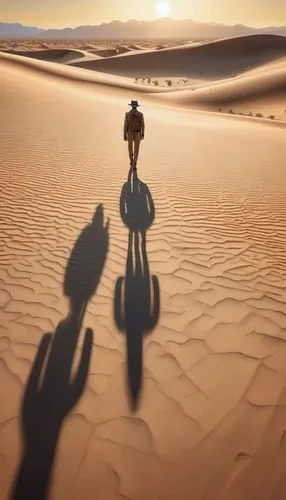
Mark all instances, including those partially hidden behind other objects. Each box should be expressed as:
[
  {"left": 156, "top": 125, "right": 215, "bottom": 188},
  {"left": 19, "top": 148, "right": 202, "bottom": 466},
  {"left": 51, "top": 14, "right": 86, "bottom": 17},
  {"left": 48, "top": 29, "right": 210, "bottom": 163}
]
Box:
[{"left": 1, "top": 53, "right": 286, "bottom": 499}]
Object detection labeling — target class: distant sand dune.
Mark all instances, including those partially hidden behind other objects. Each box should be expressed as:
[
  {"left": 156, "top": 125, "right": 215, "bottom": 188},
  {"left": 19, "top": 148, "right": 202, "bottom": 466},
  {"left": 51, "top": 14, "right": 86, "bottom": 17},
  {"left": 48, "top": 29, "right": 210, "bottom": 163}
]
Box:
[
  {"left": 157, "top": 64, "right": 286, "bottom": 111},
  {"left": 90, "top": 48, "right": 119, "bottom": 57},
  {"left": 2, "top": 48, "right": 91, "bottom": 64},
  {"left": 116, "top": 45, "right": 133, "bottom": 54},
  {"left": 0, "top": 50, "right": 143, "bottom": 93},
  {"left": 87, "top": 46, "right": 145, "bottom": 58},
  {"left": 70, "top": 34, "right": 286, "bottom": 79},
  {"left": 127, "top": 44, "right": 143, "bottom": 51},
  {"left": 1, "top": 46, "right": 286, "bottom": 121},
  {"left": 0, "top": 45, "right": 136, "bottom": 65}
]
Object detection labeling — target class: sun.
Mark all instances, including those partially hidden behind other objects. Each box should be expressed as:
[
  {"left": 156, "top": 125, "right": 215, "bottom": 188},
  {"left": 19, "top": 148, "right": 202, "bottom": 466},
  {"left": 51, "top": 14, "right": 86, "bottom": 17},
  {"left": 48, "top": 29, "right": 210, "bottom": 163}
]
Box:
[{"left": 155, "top": 1, "right": 171, "bottom": 18}]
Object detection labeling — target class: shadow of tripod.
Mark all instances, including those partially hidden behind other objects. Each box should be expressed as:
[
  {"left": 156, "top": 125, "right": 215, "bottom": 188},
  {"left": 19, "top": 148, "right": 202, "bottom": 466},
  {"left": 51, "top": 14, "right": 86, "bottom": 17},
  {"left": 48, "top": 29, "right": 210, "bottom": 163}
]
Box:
[{"left": 114, "top": 169, "right": 160, "bottom": 410}]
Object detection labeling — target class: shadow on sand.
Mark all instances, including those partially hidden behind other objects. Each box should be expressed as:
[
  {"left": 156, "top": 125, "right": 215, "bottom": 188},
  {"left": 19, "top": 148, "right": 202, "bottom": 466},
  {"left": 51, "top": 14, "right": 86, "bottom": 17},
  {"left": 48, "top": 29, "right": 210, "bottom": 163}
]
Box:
[
  {"left": 11, "top": 204, "right": 109, "bottom": 500},
  {"left": 114, "top": 168, "right": 160, "bottom": 410}
]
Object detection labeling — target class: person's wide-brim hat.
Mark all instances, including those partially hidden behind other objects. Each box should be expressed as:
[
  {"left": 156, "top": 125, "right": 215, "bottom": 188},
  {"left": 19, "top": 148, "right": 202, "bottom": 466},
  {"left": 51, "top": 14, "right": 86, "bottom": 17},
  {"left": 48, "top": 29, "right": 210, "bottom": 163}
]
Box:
[{"left": 128, "top": 100, "right": 140, "bottom": 107}]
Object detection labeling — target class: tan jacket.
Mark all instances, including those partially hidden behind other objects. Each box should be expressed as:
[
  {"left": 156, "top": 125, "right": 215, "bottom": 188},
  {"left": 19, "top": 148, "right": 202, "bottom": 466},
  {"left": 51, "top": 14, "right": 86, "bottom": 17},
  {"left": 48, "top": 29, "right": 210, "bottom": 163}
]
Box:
[{"left": 124, "top": 109, "right": 145, "bottom": 138}]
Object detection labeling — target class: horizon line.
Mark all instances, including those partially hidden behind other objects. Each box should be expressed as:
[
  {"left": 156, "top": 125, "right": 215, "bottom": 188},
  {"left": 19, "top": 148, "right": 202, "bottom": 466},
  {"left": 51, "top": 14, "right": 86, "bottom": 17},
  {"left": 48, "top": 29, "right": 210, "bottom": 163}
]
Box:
[{"left": 1, "top": 17, "right": 286, "bottom": 31}]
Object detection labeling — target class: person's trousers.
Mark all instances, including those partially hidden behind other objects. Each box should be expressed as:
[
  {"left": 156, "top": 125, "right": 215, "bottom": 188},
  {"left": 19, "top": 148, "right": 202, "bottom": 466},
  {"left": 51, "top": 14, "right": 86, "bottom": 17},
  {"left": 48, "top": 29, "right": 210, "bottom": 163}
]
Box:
[{"left": 127, "top": 132, "right": 141, "bottom": 164}]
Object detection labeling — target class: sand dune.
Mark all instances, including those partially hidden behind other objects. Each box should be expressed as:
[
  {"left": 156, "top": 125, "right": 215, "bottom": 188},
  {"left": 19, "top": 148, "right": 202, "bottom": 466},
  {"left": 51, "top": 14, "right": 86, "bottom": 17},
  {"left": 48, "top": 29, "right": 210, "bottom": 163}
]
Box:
[
  {"left": 127, "top": 44, "right": 143, "bottom": 51},
  {"left": 88, "top": 46, "right": 146, "bottom": 58},
  {"left": 90, "top": 48, "right": 120, "bottom": 57},
  {"left": 0, "top": 50, "right": 145, "bottom": 96},
  {"left": 116, "top": 44, "right": 133, "bottom": 53},
  {"left": 156, "top": 64, "right": 286, "bottom": 118},
  {"left": 0, "top": 42, "right": 144, "bottom": 66},
  {"left": 1, "top": 48, "right": 98, "bottom": 64},
  {"left": 1, "top": 44, "right": 286, "bottom": 120},
  {"left": 1, "top": 39, "right": 286, "bottom": 500},
  {"left": 71, "top": 34, "right": 286, "bottom": 79}
]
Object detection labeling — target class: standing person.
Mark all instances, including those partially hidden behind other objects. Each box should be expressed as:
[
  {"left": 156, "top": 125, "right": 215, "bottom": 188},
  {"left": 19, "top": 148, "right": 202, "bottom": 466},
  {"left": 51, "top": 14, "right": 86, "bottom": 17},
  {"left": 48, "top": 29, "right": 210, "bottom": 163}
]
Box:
[{"left": 124, "top": 100, "right": 145, "bottom": 170}]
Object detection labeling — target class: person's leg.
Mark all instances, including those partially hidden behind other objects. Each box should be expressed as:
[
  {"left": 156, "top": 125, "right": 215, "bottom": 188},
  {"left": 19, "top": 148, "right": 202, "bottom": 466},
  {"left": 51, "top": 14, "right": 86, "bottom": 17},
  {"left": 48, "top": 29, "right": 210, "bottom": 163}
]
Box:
[
  {"left": 132, "top": 134, "right": 136, "bottom": 163},
  {"left": 134, "top": 133, "right": 141, "bottom": 166},
  {"left": 128, "top": 134, "right": 133, "bottom": 165}
]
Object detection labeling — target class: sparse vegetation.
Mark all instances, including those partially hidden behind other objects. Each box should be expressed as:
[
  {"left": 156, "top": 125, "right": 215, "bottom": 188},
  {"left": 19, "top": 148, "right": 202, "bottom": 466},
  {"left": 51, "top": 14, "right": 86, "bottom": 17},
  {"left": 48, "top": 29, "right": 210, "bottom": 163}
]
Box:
[
  {"left": 132, "top": 78, "right": 281, "bottom": 122},
  {"left": 134, "top": 77, "right": 192, "bottom": 87},
  {"left": 225, "top": 109, "right": 277, "bottom": 121},
  {"left": 178, "top": 78, "right": 189, "bottom": 84}
]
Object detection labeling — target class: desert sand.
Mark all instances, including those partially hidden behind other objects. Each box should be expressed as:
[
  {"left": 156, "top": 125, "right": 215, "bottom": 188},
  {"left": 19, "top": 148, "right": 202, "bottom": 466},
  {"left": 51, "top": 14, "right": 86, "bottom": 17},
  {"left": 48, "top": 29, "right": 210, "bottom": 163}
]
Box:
[{"left": 1, "top": 34, "right": 286, "bottom": 500}]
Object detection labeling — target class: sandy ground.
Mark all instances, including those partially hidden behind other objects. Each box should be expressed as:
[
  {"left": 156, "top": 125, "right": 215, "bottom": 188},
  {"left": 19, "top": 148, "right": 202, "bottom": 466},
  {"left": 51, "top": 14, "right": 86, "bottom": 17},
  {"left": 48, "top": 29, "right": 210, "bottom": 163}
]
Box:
[{"left": 1, "top": 35, "right": 286, "bottom": 500}]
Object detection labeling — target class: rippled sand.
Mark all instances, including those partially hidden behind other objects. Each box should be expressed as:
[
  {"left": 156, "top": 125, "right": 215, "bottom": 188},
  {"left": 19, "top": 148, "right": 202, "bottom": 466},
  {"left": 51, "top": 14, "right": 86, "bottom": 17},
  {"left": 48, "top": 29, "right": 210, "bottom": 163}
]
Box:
[{"left": 1, "top": 37, "right": 286, "bottom": 500}]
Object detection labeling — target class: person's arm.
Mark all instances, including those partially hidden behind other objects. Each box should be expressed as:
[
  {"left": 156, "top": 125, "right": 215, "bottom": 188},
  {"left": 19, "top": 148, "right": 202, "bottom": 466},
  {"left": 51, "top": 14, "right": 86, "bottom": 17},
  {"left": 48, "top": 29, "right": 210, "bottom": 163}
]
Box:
[
  {"left": 123, "top": 113, "right": 128, "bottom": 140},
  {"left": 141, "top": 113, "right": 145, "bottom": 138}
]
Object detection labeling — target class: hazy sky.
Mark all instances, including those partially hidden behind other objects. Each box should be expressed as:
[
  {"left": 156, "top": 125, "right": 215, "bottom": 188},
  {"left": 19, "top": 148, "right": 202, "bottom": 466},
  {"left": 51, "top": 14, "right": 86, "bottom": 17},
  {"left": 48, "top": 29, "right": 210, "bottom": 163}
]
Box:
[{"left": 0, "top": 0, "right": 286, "bottom": 28}]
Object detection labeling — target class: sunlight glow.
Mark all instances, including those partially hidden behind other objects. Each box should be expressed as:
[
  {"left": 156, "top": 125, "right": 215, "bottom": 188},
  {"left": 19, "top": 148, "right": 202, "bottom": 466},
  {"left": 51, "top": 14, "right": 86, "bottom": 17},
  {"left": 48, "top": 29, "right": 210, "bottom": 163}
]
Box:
[{"left": 155, "top": 1, "right": 171, "bottom": 18}]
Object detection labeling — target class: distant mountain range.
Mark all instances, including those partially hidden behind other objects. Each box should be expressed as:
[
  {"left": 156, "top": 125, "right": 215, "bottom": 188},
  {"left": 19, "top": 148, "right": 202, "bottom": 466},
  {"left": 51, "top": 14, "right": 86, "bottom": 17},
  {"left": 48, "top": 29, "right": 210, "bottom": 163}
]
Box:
[{"left": 1, "top": 18, "right": 286, "bottom": 39}]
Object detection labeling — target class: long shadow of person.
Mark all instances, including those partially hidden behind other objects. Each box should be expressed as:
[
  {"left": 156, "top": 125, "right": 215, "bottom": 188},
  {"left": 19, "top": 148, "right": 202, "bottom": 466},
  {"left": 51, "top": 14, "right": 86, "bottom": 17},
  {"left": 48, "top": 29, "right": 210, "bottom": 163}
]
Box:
[
  {"left": 114, "top": 169, "right": 160, "bottom": 410},
  {"left": 11, "top": 204, "right": 109, "bottom": 500}
]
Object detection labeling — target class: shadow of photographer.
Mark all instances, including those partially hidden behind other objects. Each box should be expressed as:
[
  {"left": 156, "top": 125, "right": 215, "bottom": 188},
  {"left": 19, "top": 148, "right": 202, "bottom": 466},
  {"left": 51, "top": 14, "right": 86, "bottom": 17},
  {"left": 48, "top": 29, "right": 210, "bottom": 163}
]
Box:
[
  {"left": 12, "top": 204, "right": 109, "bottom": 500},
  {"left": 114, "top": 169, "right": 160, "bottom": 410}
]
